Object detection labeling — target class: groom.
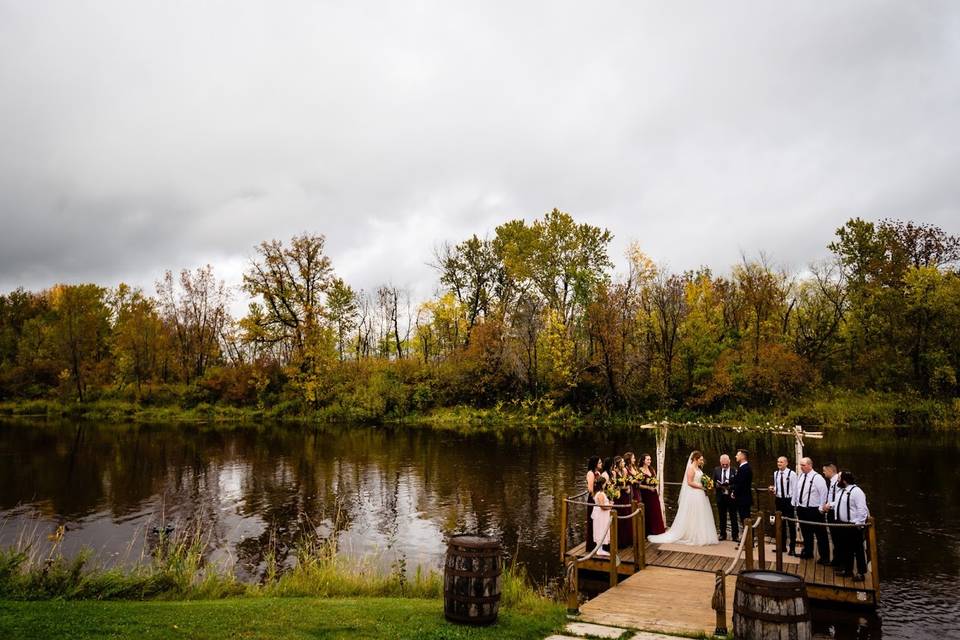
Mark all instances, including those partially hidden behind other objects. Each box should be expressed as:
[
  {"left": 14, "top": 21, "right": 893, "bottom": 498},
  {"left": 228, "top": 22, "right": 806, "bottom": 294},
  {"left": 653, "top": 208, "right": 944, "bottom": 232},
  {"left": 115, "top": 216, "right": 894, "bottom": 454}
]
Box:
[{"left": 729, "top": 449, "right": 753, "bottom": 534}]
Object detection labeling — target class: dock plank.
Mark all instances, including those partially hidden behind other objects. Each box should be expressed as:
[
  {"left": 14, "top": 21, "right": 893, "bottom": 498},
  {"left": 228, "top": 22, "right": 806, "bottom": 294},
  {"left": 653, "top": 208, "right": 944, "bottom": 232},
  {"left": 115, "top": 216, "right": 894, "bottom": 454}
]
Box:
[{"left": 579, "top": 566, "right": 735, "bottom": 636}]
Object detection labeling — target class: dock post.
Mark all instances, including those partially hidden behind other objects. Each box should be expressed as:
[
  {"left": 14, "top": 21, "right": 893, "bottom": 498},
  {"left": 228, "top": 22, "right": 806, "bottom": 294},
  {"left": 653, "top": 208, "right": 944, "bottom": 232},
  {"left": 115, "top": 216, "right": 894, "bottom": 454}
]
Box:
[
  {"left": 774, "top": 511, "right": 783, "bottom": 572},
  {"left": 609, "top": 511, "right": 619, "bottom": 588},
  {"left": 744, "top": 520, "right": 754, "bottom": 570},
  {"left": 559, "top": 498, "right": 568, "bottom": 562},
  {"left": 867, "top": 516, "right": 880, "bottom": 598},
  {"left": 757, "top": 511, "right": 766, "bottom": 567},
  {"left": 631, "top": 506, "right": 641, "bottom": 573},
  {"left": 711, "top": 569, "right": 727, "bottom": 637},
  {"left": 637, "top": 503, "right": 646, "bottom": 570},
  {"left": 566, "top": 561, "right": 580, "bottom": 614}
]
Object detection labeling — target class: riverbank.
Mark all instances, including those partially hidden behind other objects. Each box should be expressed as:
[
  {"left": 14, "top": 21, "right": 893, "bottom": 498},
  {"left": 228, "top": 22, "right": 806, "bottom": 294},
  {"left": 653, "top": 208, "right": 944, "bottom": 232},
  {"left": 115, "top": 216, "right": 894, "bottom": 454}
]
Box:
[
  {"left": 0, "top": 522, "right": 563, "bottom": 638},
  {"left": 0, "top": 596, "right": 565, "bottom": 639},
  {"left": 2, "top": 389, "right": 957, "bottom": 429}
]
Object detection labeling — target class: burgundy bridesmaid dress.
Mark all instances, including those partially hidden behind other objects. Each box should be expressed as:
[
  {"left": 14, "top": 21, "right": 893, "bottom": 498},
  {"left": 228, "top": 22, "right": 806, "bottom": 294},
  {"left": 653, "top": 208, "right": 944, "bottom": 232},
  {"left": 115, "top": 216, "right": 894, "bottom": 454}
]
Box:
[{"left": 641, "top": 469, "right": 667, "bottom": 536}]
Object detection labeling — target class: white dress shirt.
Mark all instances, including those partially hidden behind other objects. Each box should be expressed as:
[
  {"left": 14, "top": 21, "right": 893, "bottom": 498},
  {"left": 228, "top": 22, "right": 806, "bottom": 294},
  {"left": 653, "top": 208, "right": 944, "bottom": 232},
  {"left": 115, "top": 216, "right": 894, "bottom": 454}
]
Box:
[
  {"left": 792, "top": 470, "right": 828, "bottom": 509},
  {"left": 830, "top": 484, "right": 870, "bottom": 525},
  {"left": 773, "top": 468, "right": 796, "bottom": 499},
  {"left": 719, "top": 466, "right": 731, "bottom": 483},
  {"left": 827, "top": 474, "right": 840, "bottom": 504}
]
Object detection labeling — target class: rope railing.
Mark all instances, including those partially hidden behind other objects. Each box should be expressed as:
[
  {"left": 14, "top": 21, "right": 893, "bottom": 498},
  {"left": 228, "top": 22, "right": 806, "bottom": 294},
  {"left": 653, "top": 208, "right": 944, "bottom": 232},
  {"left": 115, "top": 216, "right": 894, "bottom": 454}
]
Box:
[
  {"left": 711, "top": 513, "right": 763, "bottom": 636},
  {"left": 562, "top": 493, "right": 647, "bottom": 613},
  {"left": 564, "top": 514, "right": 615, "bottom": 613},
  {"left": 780, "top": 515, "right": 867, "bottom": 527}
]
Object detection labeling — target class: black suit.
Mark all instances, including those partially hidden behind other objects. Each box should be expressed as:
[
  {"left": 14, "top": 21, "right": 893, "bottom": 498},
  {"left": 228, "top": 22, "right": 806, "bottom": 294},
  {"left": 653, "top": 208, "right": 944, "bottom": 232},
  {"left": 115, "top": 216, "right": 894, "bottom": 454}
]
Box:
[
  {"left": 713, "top": 466, "right": 738, "bottom": 540},
  {"left": 730, "top": 462, "right": 753, "bottom": 526}
]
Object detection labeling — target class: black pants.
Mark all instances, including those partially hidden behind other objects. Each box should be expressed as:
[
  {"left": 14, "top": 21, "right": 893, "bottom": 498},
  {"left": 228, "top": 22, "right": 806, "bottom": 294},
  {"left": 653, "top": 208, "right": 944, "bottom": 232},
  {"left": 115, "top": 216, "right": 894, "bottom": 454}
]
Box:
[
  {"left": 837, "top": 526, "right": 867, "bottom": 575},
  {"left": 736, "top": 501, "right": 752, "bottom": 530},
  {"left": 717, "top": 494, "right": 738, "bottom": 539},
  {"left": 796, "top": 506, "right": 830, "bottom": 562},
  {"left": 825, "top": 510, "right": 840, "bottom": 564},
  {"left": 774, "top": 496, "right": 796, "bottom": 552}
]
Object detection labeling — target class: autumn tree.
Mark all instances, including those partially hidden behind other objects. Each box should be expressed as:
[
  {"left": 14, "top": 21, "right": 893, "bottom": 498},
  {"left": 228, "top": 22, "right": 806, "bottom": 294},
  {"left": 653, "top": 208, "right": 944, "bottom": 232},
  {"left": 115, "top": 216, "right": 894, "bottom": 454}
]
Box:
[
  {"left": 110, "top": 284, "right": 165, "bottom": 394},
  {"left": 157, "top": 266, "right": 229, "bottom": 382},
  {"left": 434, "top": 235, "right": 499, "bottom": 345},
  {"left": 47, "top": 283, "right": 111, "bottom": 401},
  {"left": 325, "top": 278, "right": 358, "bottom": 361},
  {"left": 242, "top": 233, "right": 334, "bottom": 362}
]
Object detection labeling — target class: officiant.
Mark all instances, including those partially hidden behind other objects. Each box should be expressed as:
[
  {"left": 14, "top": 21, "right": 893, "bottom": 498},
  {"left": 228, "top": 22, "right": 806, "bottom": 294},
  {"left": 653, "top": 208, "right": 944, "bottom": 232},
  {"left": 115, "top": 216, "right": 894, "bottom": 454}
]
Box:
[{"left": 713, "top": 454, "right": 738, "bottom": 540}]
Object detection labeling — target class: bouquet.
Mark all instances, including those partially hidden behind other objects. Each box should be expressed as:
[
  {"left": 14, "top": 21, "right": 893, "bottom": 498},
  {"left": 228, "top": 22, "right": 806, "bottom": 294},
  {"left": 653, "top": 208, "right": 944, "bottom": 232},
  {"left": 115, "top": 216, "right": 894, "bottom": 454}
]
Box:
[
  {"left": 640, "top": 474, "right": 659, "bottom": 488},
  {"left": 604, "top": 484, "right": 621, "bottom": 500},
  {"left": 701, "top": 475, "right": 714, "bottom": 491}
]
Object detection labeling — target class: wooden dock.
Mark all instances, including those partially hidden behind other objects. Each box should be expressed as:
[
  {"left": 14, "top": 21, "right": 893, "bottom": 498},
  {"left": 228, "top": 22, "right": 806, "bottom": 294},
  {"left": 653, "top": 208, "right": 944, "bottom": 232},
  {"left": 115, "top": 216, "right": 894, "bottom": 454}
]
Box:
[
  {"left": 561, "top": 492, "right": 880, "bottom": 636},
  {"left": 579, "top": 566, "right": 737, "bottom": 636},
  {"left": 566, "top": 538, "right": 878, "bottom": 607}
]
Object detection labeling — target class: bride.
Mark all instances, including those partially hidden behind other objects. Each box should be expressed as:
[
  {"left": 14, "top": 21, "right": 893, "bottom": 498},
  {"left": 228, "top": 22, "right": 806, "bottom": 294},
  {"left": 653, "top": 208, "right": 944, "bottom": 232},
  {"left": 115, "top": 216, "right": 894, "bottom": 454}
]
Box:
[{"left": 648, "top": 451, "right": 719, "bottom": 546}]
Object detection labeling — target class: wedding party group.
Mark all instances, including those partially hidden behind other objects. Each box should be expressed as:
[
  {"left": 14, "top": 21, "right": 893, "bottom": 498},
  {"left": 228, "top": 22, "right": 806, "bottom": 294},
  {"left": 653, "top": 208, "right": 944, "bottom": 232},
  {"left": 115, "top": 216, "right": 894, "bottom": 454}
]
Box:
[{"left": 584, "top": 448, "right": 872, "bottom": 581}]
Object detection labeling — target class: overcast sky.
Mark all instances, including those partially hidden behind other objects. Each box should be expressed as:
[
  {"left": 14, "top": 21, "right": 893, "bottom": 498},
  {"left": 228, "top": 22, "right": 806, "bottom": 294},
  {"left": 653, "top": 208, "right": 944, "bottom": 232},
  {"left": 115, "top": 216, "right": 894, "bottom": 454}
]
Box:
[{"left": 1, "top": 1, "right": 958, "bottom": 313}]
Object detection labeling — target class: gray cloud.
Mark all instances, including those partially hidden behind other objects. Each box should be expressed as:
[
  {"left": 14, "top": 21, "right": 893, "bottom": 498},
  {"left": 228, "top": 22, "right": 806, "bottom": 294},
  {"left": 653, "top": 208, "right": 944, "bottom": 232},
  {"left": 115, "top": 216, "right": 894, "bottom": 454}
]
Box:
[{"left": 1, "top": 1, "right": 958, "bottom": 312}]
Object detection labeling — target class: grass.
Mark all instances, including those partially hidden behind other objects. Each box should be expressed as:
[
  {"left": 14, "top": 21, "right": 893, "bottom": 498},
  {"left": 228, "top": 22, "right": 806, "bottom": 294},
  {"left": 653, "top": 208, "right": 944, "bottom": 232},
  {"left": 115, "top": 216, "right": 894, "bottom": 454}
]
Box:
[
  {"left": 0, "top": 512, "right": 551, "bottom": 608},
  {"left": 0, "top": 513, "right": 563, "bottom": 639},
  {"left": 3, "top": 388, "right": 957, "bottom": 430},
  {"left": 0, "top": 596, "right": 566, "bottom": 639}
]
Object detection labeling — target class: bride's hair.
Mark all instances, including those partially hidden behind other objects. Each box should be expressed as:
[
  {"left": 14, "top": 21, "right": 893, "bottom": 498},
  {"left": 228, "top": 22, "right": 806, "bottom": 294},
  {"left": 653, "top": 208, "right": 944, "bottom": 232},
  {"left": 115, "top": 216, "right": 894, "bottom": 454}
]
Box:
[{"left": 690, "top": 451, "right": 704, "bottom": 463}]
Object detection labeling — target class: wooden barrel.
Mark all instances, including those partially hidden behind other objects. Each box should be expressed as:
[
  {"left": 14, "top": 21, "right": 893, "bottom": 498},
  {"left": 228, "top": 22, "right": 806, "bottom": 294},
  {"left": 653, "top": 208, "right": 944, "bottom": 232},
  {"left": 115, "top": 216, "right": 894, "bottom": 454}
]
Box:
[
  {"left": 443, "top": 534, "right": 502, "bottom": 625},
  {"left": 733, "top": 570, "right": 812, "bottom": 640}
]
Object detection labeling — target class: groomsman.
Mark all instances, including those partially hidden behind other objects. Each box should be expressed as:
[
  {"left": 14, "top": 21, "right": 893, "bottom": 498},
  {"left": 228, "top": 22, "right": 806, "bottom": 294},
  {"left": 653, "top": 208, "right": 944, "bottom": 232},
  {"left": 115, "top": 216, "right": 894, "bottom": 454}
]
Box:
[
  {"left": 823, "top": 471, "right": 870, "bottom": 581},
  {"left": 730, "top": 449, "right": 753, "bottom": 529},
  {"left": 792, "top": 457, "right": 831, "bottom": 564},
  {"left": 822, "top": 462, "right": 841, "bottom": 566},
  {"left": 713, "top": 454, "right": 738, "bottom": 540},
  {"left": 768, "top": 456, "right": 797, "bottom": 556}
]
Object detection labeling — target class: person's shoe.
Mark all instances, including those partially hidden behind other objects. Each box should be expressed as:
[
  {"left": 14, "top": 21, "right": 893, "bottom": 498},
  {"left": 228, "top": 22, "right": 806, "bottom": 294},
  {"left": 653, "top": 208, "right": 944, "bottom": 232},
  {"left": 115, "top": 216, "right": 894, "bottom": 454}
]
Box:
[
  {"left": 853, "top": 573, "right": 865, "bottom": 582},
  {"left": 834, "top": 570, "right": 850, "bottom": 577},
  {"left": 817, "top": 559, "right": 832, "bottom": 566},
  {"left": 719, "top": 536, "right": 727, "bottom": 541},
  {"left": 788, "top": 550, "right": 798, "bottom": 557}
]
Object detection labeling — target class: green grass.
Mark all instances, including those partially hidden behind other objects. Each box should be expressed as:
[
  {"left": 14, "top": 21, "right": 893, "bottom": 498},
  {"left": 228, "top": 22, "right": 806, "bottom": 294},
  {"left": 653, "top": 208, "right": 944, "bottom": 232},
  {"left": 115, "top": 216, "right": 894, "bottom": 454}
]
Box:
[
  {"left": 0, "top": 596, "right": 566, "bottom": 639},
  {"left": 3, "top": 388, "right": 957, "bottom": 430}
]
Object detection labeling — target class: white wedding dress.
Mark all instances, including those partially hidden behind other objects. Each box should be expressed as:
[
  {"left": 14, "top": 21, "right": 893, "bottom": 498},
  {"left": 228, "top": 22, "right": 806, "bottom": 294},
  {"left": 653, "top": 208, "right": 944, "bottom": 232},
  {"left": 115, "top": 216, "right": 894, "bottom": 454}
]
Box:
[{"left": 648, "top": 457, "right": 719, "bottom": 546}]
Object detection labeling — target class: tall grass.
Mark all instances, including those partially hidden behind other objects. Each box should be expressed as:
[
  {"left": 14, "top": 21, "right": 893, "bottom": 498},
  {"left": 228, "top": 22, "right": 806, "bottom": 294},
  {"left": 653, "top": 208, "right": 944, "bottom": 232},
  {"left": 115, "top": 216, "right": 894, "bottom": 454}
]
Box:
[{"left": 0, "top": 514, "right": 550, "bottom": 610}]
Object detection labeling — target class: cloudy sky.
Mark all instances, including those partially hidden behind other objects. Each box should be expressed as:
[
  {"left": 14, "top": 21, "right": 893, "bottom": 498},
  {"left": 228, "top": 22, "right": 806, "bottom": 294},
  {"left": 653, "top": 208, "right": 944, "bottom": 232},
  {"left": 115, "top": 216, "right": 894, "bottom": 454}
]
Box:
[{"left": 1, "top": 1, "right": 958, "bottom": 312}]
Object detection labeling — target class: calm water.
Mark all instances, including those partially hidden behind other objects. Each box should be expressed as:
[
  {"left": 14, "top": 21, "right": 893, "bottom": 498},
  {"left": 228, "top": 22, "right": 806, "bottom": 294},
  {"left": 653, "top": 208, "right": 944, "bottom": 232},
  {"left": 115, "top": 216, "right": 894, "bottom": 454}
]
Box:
[{"left": 1, "top": 419, "right": 957, "bottom": 639}]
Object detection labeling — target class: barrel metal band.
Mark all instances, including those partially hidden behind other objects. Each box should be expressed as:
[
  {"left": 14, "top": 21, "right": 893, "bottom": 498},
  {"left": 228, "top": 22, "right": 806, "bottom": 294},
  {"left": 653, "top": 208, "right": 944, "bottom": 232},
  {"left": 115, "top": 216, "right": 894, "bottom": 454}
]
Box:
[
  {"left": 447, "top": 549, "right": 503, "bottom": 558},
  {"left": 733, "top": 603, "right": 808, "bottom": 623},
  {"left": 445, "top": 594, "right": 501, "bottom": 604},
  {"left": 444, "top": 567, "right": 503, "bottom": 578}
]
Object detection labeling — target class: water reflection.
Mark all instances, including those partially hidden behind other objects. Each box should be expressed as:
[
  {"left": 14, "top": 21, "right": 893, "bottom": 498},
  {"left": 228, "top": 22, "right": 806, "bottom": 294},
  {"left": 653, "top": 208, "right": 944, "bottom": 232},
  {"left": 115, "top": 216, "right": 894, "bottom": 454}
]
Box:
[{"left": 0, "top": 420, "right": 957, "bottom": 639}]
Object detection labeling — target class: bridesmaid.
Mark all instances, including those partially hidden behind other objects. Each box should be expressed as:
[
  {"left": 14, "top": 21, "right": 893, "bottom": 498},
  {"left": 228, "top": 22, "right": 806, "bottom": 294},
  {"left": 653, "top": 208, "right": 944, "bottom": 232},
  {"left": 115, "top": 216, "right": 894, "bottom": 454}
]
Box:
[
  {"left": 591, "top": 475, "right": 612, "bottom": 557},
  {"left": 639, "top": 453, "right": 667, "bottom": 535},
  {"left": 612, "top": 455, "right": 633, "bottom": 548},
  {"left": 624, "top": 452, "right": 640, "bottom": 497},
  {"left": 585, "top": 456, "right": 602, "bottom": 551},
  {"left": 602, "top": 457, "right": 614, "bottom": 484}
]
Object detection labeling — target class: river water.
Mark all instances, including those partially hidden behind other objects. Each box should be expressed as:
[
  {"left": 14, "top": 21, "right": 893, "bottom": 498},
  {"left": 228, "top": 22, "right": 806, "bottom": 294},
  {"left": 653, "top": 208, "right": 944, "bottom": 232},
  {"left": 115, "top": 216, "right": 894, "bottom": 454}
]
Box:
[{"left": 0, "top": 419, "right": 956, "bottom": 639}]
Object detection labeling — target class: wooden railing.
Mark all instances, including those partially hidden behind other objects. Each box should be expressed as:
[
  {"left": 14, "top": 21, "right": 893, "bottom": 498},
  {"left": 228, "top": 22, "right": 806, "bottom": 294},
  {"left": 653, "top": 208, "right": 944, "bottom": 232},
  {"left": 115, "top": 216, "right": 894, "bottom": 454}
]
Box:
[
  {"left": 560, "top": 491, "right": 646, "bottom": 613},
  {"left": 711, "top": 511, "right": 881, "bottom": 635},
  {"left": 775, "top": 512, "right": 881, "bottom": 596}
]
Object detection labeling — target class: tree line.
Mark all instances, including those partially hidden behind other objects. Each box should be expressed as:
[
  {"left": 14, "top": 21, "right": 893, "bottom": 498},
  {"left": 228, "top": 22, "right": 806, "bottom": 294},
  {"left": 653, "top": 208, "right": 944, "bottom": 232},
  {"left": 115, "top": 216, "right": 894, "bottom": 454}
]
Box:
[{"left": 1, "top": 210, "right": 958, "bottom": 420}]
